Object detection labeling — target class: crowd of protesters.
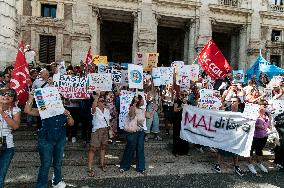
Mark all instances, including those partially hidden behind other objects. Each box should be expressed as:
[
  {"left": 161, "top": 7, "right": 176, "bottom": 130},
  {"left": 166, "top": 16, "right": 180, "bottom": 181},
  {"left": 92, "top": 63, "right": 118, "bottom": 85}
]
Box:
[{"left": 0, "top": 57, "right": 284, "bottom": 188}]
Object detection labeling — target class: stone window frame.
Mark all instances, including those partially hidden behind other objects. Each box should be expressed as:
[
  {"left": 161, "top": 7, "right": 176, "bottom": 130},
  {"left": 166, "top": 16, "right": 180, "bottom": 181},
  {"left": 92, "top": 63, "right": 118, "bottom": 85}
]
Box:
[{"left": 41, "top": 3, "right": 57, "bottom": 18}]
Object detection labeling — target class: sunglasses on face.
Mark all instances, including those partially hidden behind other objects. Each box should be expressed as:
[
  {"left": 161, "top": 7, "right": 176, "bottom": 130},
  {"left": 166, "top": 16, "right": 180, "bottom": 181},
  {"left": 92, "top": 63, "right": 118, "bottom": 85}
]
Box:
[
  {"left": 231, "top": 101, "right": 238, "bottom": 103},
  {"left": 0, "top": 90, "right": 15, "bottom": 97}
]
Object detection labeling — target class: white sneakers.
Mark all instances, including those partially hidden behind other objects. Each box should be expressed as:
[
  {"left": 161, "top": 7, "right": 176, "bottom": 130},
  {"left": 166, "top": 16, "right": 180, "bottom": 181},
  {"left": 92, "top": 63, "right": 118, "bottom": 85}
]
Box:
[
  {"left": 247, "top": 163, "right": 268, "bottom": 174},
  {"left": 247, "top": 164, "right": 257, "bottom": 174},
  {"left": 53, "top": 181, "right": 66, "bottom": 188},
  {"left": 257, "top": 163, "right": 268, "bottom": 173}
]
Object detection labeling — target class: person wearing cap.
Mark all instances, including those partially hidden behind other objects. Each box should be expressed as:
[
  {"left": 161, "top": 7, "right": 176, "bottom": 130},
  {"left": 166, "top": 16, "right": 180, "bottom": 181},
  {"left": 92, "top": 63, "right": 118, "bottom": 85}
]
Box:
[{"left": 87, "top": 91, "right": 111, "bottom": 176}]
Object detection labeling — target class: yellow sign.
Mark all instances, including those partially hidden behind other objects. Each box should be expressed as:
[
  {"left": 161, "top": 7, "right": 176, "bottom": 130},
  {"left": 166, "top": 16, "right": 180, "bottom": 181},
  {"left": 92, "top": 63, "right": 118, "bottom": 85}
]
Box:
[
  {"left": 92, "top": 55, "right": 108, "bottom": 64},
  {"left": 144, "top": 53, "right": 159, "bottom": 72}
]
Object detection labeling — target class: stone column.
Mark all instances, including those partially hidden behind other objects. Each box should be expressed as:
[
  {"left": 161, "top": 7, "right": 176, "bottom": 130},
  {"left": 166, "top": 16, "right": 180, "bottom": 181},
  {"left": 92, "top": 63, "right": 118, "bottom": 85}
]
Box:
[
  {"left": 132, "top": 12, "right": 138, "bottom": 63},
  {"left": 183, "top": 25, "right": 189, "bottom": 64},
  {"left": 230, "top": 34, "right": 238, "bottom": 70},
  {"left": 188, "top": 19, "right": 197, "bottom": 64},
  {"left": 56, "top": 33, "right": 64, "bottom": 61},
  {"left": 239, "top": 25, "right": 248, "bottom": 70},
  {"left": 0, "top": 0, "right": 18, "bottom": 69},
  {"left": 197, "top": 4, "right": 212, "bottom": 53},
  {"left": 90, "top": 7, "right": 101, "bottom": 54},
  {"left": 57, "top": 2, "right": 64, "bottom": 19}
]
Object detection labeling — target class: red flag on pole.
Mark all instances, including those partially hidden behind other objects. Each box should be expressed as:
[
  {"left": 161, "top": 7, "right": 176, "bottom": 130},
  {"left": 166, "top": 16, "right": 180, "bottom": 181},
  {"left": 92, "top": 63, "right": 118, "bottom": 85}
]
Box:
[
  {"left": 10, "top": 40, "right": 31, "bottom": 105},
  {"left": 84, "top": 47, "right": 92, "bottom": 76},
  {"left": 197, "top": 39, "right": 232, "bottom": 80}
]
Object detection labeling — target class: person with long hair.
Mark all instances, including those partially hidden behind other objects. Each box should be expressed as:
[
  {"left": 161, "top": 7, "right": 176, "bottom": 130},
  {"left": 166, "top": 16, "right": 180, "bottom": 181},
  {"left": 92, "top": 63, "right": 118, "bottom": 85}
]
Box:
[
  {"left": 119, "top": 95, "right": 146, "bottom": 175},
  {"left": 0, "top": 88, "right": 21, "bottom": 188},
  {"left": 24, "top": 90, "right": 74, "bottom": 188}
]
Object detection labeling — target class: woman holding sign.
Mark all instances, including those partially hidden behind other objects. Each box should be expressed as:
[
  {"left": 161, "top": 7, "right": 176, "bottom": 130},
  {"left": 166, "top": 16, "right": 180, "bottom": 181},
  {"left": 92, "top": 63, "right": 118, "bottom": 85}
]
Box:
[
  {"left": 0, "top": 88, "right": 21, "bottom": 188},
  {"left": 24, "top": 91, "right": 74, "bottom": 188}
]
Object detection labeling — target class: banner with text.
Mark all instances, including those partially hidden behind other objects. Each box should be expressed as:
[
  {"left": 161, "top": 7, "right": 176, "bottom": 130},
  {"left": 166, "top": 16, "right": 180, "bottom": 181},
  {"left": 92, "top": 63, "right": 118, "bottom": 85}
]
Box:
[
  {"left": 181, "top": 105, "right": 255, "bottom": 157},
  {"left": 87, "top": 73, "right": 112, "bottom": 92},
  {"left": 58, "top": 75, "right": 89, "bottom": 99},
  {"left": 34, "top": 87, "right": 65, "bottom": 119}
]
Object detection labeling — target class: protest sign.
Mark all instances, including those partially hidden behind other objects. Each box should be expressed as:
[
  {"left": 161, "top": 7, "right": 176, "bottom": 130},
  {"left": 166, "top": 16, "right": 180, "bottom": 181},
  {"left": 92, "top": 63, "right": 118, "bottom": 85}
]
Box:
[
  {"left": 243, "top": 103, "right": 259, "bottom": 120},
  {"left": 121, "top": 70, "right": 128, "bottom": 87},
  {"left": 160, "top": 67, "right": 174, "bottom": 85},
  {"left": 34, "top": 87, "right": 65, "bottom": 119},
  {"left": 232, "top": 70, "right": 244, "bottom": 83},
  {"left": 198, "top": 89, "right": 222, "bottom": 110},
  {"left": 25, "top": 50, "right": 36, "bottom": 65},
  {"left": 58, "top": 75, "right": 89, "bottom": 99},
  {"left": 97, "top": 64, "right": 107, "bottom": 73},
  {"left": 92, "top": 55, "right": 108, "bottom": 64},
  {"left": 181, "top": 105, "right": 255, "bottom": 157},
  {"left": 264, "top": 88, "right": 273, "bottom": 101},
  {"left": 87, "top": 73, "right": 112, "bottom": 92},
  {"left": 152, "top": 68, "right": 161, "bottom": 86},
  {"left": 189, "top": 64, "right": 200, "bottom": 82},
  {"left": 171, "top": 61, "right": 184, "bottom": 73},
  {"left": 144, "top": 53, "right": 159, "bottom": 71},
  {"left": 58, "top": 61, "right": 67, "bottom": 75},
  {"left": 134, "top": 52, "right": 144, "bottom": 66},
  {"left": 112, "top": 69, "right": 122, "bottom": 83},
  {"left": 176, "top": 65, "right": 190, "bottom": 86},
  {"left": 119, "top": 90, "right": 146, "bottom": 129},
  {"left": 128, "top": 64, "right": 143, "bottom": 89}
]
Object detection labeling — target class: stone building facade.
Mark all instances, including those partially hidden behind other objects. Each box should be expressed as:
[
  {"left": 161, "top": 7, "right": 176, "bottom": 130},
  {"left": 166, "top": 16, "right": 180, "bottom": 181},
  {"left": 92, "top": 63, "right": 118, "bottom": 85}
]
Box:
[{"left": 1, "top": 0, "right": 284, "bottom": 70}]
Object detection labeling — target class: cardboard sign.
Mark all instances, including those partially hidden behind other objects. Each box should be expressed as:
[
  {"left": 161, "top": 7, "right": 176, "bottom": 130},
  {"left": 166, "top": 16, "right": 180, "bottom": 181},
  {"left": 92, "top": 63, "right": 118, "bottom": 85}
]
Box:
[
  {"left": 160, "top": 67, "right": 174, "bottom": 85},
  {"left": 128, "top": 64, "right": 143, "bottom": 89},
  {"left": 92, "top": 55, "right": 108, "bottom": 64},
  {"left": 134, "top": 52, "right": 144, "bottom": 66},
  {"left": 189, "top": 64, "right": 200, "bottom": 82},
  {"left": 112, "top": 69, "right": 122, "bottom": 83},
  {"left": 58, "top": 75, "right": 89, "bottom": 99},
  {"left": 233, "top": 70, "right": 244, "bottom": 83},
  {"left": 88, "top": 73, "right": 112, "bottom": 92},
  {"left": 34, "top": 87, "right": 65, "bottom": 119},
  {"left": 152, "top": 68, "right": 161, "bottom": 86},
  {"left": 144, "top": 53, "right": 159, "bottom": 71},
  {"left": 181, "top": 105, "right": 255, "bottom": 157}
]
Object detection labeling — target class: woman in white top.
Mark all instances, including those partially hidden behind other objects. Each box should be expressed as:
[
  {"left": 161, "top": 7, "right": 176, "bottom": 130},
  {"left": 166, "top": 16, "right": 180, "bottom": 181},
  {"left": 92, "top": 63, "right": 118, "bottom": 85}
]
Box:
[
  {"left": 87, "top": 91, "right": 111, "bottom": 177},
  {"left": 0, "top": 88, "right": 21, "bottom": 187}
]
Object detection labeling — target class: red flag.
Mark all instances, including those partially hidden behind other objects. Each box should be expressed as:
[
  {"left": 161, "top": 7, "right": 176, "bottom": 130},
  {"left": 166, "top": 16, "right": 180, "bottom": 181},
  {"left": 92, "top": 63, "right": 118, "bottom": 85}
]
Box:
[
  {"left": 10, "top": 40, "right": 31, "bottom": 105},
  {"left": 197, "top": 39, "right": 232, "bottom": 80},
  {"left": 84, "top": 47, "right": 92, "bottom": 76}
]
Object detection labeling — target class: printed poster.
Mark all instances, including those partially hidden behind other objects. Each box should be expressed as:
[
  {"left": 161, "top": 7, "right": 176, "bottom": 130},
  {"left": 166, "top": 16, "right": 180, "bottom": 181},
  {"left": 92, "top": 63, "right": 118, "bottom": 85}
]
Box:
[
  {"left": 112, "top": 69, "right": 122, "bottom": 84},
  {"left": 198, "top": 89, "right": 222, "bottom": 110},
  {"left": 134, "top": 52, "right": 144, "bottom": 66},
  {"left": 58, "top": 75, "right": 89, "bottom": 99},
  {"left": 232, "top": 70, "right": 244, "bottom": 83},
  {"left": 34, "top": 87, "right": 65, "bottom": 119},
  {"left": 87, "top": 73, "right": 112, "bottom": 92},
  {"left": 128, "top": 64, "right": 143, "bottom": 89},
  {"left": 181, "top": 105, "right": 255, "bottom": 157},
  {"left": 152, "top": 68, "right": 161, "bottom": 86},
  {"left": 144, "top": 53, "right": 159, "bottom": 71},
  {"left": 176, "top": 65, "right": 190, "bottom": 87},
  {"left": 160, "top": 67, "right": 174, "bottom": 85}
]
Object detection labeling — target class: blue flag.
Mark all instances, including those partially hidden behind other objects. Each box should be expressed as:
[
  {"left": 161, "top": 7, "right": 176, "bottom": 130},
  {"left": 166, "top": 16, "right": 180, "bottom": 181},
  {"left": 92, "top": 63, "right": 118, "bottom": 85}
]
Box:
[{"left": 246, "top": 55, "right": 284, "bottom": 82}]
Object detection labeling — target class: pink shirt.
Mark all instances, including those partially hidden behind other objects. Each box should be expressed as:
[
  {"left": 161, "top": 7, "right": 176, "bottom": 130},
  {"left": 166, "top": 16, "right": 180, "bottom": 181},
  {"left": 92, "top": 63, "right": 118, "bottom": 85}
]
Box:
[{"left": 254, "top": 117, "right": 269, "bottom": 138}]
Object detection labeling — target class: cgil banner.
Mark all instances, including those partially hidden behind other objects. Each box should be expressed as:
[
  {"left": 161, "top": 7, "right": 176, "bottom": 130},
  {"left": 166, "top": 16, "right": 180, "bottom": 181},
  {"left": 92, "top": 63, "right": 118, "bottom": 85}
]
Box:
[
  {"left": 58, "top": 75, "right": 89, "bottom": 99},
  {"left": 87, "top": 73, "right": 112, "bottom": 92},
  {"left": 34, "top": 87, "right": 65, "bottom": 119},
  {"left": 180, "top": 105, "right": 255, "bottom": 157}
]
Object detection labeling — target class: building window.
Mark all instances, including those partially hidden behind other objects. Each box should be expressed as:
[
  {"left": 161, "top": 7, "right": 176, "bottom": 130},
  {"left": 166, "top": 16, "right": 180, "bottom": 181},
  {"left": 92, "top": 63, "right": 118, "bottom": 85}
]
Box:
[
  {"left": 272, "top": 0, "right": 284, "bottom": 5},
  {"left": 39, "top": 35, "right": 56, "bottom": 64},
  {"left": 270, "top": 55, "right": 281, "bottom": 67},
  {"left": 41, "top": 4, "right": 57, "bottom": 18},
  {"left": 271, "top": 30, "right": 281, "bottom": 42}
]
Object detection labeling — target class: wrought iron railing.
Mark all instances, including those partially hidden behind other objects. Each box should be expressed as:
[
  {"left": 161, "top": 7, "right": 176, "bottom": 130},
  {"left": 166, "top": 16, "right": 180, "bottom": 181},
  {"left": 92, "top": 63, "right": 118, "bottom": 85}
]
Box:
[
  {"left": 219, "top": 0, "right": 239, "bottom": 7},
  {"left": 269, "top": 4, "right": 284, "bottom": 13}
]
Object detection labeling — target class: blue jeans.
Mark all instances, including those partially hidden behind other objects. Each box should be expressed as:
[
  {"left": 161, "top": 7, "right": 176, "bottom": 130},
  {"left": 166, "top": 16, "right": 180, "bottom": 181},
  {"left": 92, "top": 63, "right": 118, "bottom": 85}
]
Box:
[
  {"left": 120, "top": 130, "right": 145, "bottom": 172},
  {"left": 36, "top": 131, "right": 66, "bottom": 188},
  {"left": 0, "top": 144, "right": 14, "bottom": 188}
]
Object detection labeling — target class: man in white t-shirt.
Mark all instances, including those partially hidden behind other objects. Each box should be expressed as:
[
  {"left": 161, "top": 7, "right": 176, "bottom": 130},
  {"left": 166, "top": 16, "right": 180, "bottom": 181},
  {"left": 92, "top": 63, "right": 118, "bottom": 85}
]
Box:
[{"left": 32, "top": 69, "right": 50, "bottom": 89}]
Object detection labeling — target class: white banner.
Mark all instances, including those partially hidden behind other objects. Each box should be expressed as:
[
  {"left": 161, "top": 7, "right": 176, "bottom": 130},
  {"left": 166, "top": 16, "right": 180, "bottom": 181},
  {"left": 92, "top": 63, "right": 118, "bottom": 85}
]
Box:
[
  {"left": 160, "top": 67, "right": 174, "bottom": 85},
  {"left": 87, "top": 73, "right": 112, "bottom": 92},
  {"left": 58, "top": 75, "right": 89, "bottom": 99},
  {"left": 181, "top": 105, "right": 255, "bottom": 157},
  {"left": 152, "top": 68, "right": 161, "bottom": 86},
  {"left": 34, "top": 87, "right": 65, "bottom": 119},
  {"left": 128, "top": 64, "right": 143, "bottom": 89}
]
